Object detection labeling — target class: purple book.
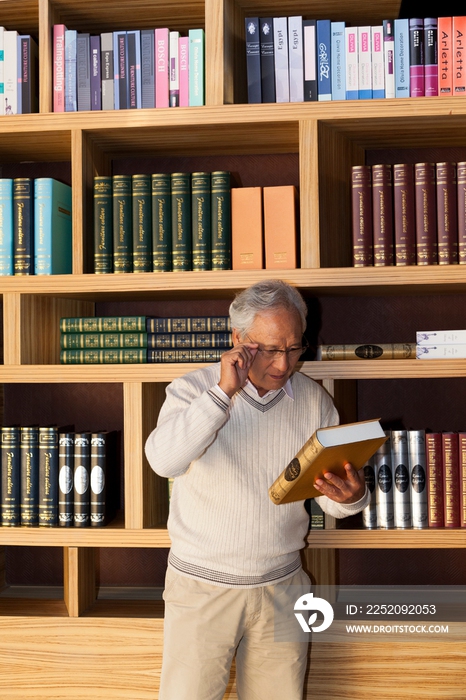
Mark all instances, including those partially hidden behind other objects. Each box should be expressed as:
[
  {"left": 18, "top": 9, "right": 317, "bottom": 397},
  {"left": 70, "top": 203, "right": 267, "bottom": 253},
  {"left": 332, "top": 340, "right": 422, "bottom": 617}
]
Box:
[{"left": 90, "top": 35, "right": 101, "bottom": 110}]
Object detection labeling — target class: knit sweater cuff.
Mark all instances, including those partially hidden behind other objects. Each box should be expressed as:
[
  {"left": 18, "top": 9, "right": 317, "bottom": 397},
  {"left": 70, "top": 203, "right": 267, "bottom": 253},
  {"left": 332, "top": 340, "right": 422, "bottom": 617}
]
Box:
[{"left": 207, "top": 384, "right": 231, "bottom": 413}]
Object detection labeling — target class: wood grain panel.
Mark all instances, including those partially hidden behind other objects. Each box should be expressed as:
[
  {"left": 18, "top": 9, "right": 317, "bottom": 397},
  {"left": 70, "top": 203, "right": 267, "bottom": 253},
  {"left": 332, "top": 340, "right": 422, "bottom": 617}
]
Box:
[
  {"left": 142, "top": 383, "right": 170, "bottom": 528},
  {"left": 300, "top": 120, "right": 320, "bottom": 268},
  {"left": 0, "top": 547, "right": 5, "bottom": 590},
  {"left": 64, "top": 547, "right": 96, "bottom": 617},
  {"left": 3, "top": 292, "right": 21, "bottom": 364},
  {"left": 123, "top": 383, "right": 145, "bottom": 529}
]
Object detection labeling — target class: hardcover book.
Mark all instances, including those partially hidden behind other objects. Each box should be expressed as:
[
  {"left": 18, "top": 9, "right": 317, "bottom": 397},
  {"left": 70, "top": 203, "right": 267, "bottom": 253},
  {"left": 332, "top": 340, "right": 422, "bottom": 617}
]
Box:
[
  {"left": 394, "top": 18, "right": 410, "bottom": 98},
  {"left": 77, "top": 32, "right": 91, "bottom": 111},
  {"left": 146, "top": 316, "right": 231, "bottom": 333},
  {"left": 20, "top": 36, "right": 39, "bottom": 113},
  {"left": 303, "top": 20, "right": 317, "bottom": 101},
  {"left": 232, "top": 186, "right": 263, "bottom": 270},
  {"left": 112, "top": 174, "right": 132, "bottom": 273},
  {"left": 131, "top": 174, "right": 152, "bottom": 272},
  {"left": 268, "top": 419, "right": 387, "bottom": 504},
  {"left": 13, "top": 177, "right": 34, "bottom": 275},
  {"left": 113, "top": 30, "right": 127, "bottom": 109},
  {"left": 38, "top": 426, "right": 59, "bottom": 527},
  {"left": 101, "top": 32, "right": 114, "bottom": 110},
  {"left": 94, "top": 176, "right": 113, "bottom": 273},
  {"left": 147, "top": 332, "right": 231, "bottom": 349},
  {"left": 345, "top": 26, "right": 358, "bottom": 100},
  {"left": 371, "top": 26, "right": 385, "bottom": 99},
  {"left": 316, "top": 19, "right": 331, "bottom": 102},
  {"left": 0, "top": 178, "right": 13, "bottom": 275},
  {"left": 179, "top": 35, "right": 189, "bottom": 106},
  {"left": 61, "top": 348, "right": 147, "bottom": 364},
  {"left": 4, "top": 30, "right": 18, "bottom": 114},
  {"left": 20, "top": 426, "right": 39, "bottom": 526},
  {"left": 393, "top": 163, "right": 416, "bottom": 265},
  {"left": 0, "top": 27, "right": 4, "bottom": 115},
  {"left": 459, "top": 433, "right": 466, "bottom": 527},
  {"left": 382, "top": 20, "right": 395, "bottom": 99},
  {"left": 169, "top": 30, "right": 180, "bottom": 107},
  {"left": 372, "top": 163, "right": 394, "bottom": 266},
  {"left": 273, "top": 17, "right": 289, "bottom": 102},
  {"left": 61, "top": 332, "right": 148, "bottom": 349},
  {"left": 263, "top": 185, "right": 297, "bottom": 269},
  {"left": 409, "top": 18, "right": 424, "bottom": 97},
  {"left": 155, "top": 27, "right": 169, "bottom": 108},
  {"left": 424, "top": 18, "right": 438, "bottom": 97},
  {"left": 426, "top": 431, "right": 444, "bottom": 527},
  {"left": 288, "top": 16, "right": 304, "bottom": 102},
  {"left": 58, "top": 432, "right": 74, "bottom": 527},
  {"left": 442, "top": 432, "right": 460, "bottom": 527},
  {"left": 65, "top": 29, "right": 77, "bottom": 112},
  {"left": 457, "top": 162, "right": 466, "bottom": 264},
  {"left": 259, "top": 17, "right": 275, "bottom": 103},
  {"left": 171, "top": 172, "right": 192, "bottom": 271},
  {"left": 436, "top": 162, "right": 458, "bottom": 264},
  {"left": 53, "top": 24, "right": 67, "bottom": 112},
  {"left": 358, "top": 26, "right": 372, "bottom": 99},
  {"left": 34, "top": 178, "right": 72, "bottom": 275},
  {"left": 407, "top": 429, "right": 428, "bottom": 529},
  {"left": 60, "top": 315, "right": 147, "bottom": 333},
  {"left": 192, "top": 171, "right": 211, "bottom": 270},
  {"left": 1, "top": 426, "right": 20, "bottom": 526},
  {"left": 317, "top": 343, "right": 416, "bottom": 361},
  {"left": 351, "top": 165, "right": 373, "bottom": 267},
  {"left": 74, "top": 432, "right": 91, "bottom": 527},
  {"left": 90, "top": 432, "right": 108, "bottom": 526},
  {"left": 151, "top": 173, "right": 172, "bottom": 271},
  {"left": 391, "top": 430, "right": 412, "bottom": 528},
  {"left": 211, "top": 171, "right": 231, "bottom": 270},
  {"left": 141, "top": 29, "right": 155, "bottom": 109},
  {"left": 188, "top": 28, "right": 204, "bottom": 106},
  {"left": 245, "top": 17, "right": 261, "bottom": 104},
  {"left": 147, "top": 348, "right": 226, "bottom": 363},
  {"left": 362, "top": 456, "right": 377, "bottom": 529},
  {"left": 331, "top": 21, "right": 346, "bottom": 101},
  {"left": 127, "top": 30, "right": 141, "bottom": 109},
  {"left": 90, "top": 34, "right": 101, "bottom": 110},
  {"left": 375, "top": 433, "right": 394, "bottom": 529},
  {"left": 414, "top": 162, "right": 437, "bottom": 264},
  {"left": 438, "top": 16, "right": 452, "bottom": 96}
]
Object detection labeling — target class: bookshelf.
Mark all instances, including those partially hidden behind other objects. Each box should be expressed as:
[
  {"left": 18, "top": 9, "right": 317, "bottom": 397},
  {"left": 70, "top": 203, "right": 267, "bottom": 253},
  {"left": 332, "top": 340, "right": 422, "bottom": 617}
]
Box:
[{"left": 1, "top": 0, "right": 466, "bottom": 698}]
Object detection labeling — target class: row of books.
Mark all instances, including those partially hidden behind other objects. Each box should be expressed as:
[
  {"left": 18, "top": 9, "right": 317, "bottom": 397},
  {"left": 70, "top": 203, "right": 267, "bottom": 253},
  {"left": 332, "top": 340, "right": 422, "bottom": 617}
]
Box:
[
  {"left": 352, "top": 162, "right": 466, "bottom": 267},
  {"left": 53, "top": 25, "right": 205, "bottom": 112},
  {"left": 0, "top": 28, "right": 38, "bottom": 115},
  {"left": 0, "top": 178, "right": 72, "bottom": 276},
  {"left": 245, "top": 16, "right": 439, "bottom": 104},
  {"left": 94, "top": 172, "right": 231, "bottom": 274},
  {"left": 416, "top": 328, "right": 466, "bottom": 359},
  {"left": 362, "top": 429, "right": 466, "bottom": 529},
  {"left": 0, "top": 426, "right": 116, "bottom": 528},
  {"left": 59, "top": 315, "right": 232, "bottom": 364}
]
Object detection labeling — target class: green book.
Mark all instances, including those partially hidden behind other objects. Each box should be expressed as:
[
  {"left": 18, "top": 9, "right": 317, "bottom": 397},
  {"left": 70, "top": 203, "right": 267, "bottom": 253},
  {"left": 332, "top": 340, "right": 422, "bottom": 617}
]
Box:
[
  {"left": 211, "top": 171, "right": 231, "bottom": 270},
  {"left": 151, "top": 173, "right": 172, "bottom": 272},
  {"left": 192, "top": 171, "right": 211, "bottom": 270},
  {"left": 94, "top": 176, "right": 113, "bottom": 274},
  {"left": 13, "top": 177, "right": 34, "bottom": 275},
  {"left": 60, "top": 315, "right": 147, "bottom": 333},
  {"left": 60, "top": 348, "right": 148, "bottom": 363},
  {"left": 38, "top": 426, "right": 59, "bottom": 527},
  {"left": 34, "top": 178, "right": 72, "bottom": 275},
  {"left": 112, "top": 174, "right": 132, "bottom": 273},
  {"left": 147, "top": 348, "right": 226, "bottom": 362},
  {"left": 132, "top": 174, "right": 152, "bottom": 272},
  {"left": 61, "top": 332, "right": 148, "bottom": 349},
  {"left": 171, "top": 172, "right": 192, "bottom": 271}
]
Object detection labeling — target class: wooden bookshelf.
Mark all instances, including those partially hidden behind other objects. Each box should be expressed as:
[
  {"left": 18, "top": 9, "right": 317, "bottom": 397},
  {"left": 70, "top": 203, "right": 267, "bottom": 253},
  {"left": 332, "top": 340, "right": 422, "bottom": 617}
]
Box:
[{"left": 1, "top": 1, "right": 466, "bottom": 699}]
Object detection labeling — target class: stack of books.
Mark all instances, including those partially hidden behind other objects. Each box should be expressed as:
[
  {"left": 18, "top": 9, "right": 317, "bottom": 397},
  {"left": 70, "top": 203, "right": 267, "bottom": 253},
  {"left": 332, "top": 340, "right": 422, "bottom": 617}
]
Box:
[
  {"left": 0, "top": 178, "right": 72, "bottom": 276},
  {"left": 59, "top": 315, "right": 232, "bottom": 363},
  {"left": 53, "top": 25, "right": 204, "bottom": 112},
  {"left": 0, "top": 29, "right": 38, "bottom": 115},
  {"left": 416, "top": 330, "right": 466, "bottom": 359},
  {"left": 93, "top": 172, "right": 231, "bottom": 274},
  {"left": 245, "top": 16, "right": 466, "bottom": 104},
  {"left": 0, "top": 426, "right": 116, "bottom": 528},
  {"left": 362, "top": 429, "right": 466, "bottom": 529},
  {"left": 352, "top": 161, "right": 466, "bottom": 267}
]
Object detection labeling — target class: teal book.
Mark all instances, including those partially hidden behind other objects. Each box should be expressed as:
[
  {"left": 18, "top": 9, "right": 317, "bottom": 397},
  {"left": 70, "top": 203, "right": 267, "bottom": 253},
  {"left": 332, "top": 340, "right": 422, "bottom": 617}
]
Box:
[
  {"left": 61, "top": 348, "right": 147, "bottom": 364},
  {"left": 152, "top": 173, "right": 172, "bottom": 272},
  {"left": 13, "top": 177, "right": 34, "bottom": 275},
  {"left": 211, "top": 171, "right": 231, "bottom": 269},
  {"left": 0, "top": 178, "right": 13, "bottom": 275},
  {"left": 61, "top": 331, "right": 148, "bottom": 349},
  {"left": 112, "top": 174, "right": 132, "bottom": 273},
  {"left": 192, "top": 171, "right": 211, "bottom": 270},
  {"left": 34, "top": 178, "right": 72, "bottom": 275},
  {"left": 132, "top": 174, "right": 152, "bottom": 272},
  {"left": 171, "top": 172, "right": 192, "bottom": 271},
  {"left": 188, "top": 28, "right": 205, "bottom": 106},
  {"left": 94, "top": 176, "right": 113, "bottom": 274}
]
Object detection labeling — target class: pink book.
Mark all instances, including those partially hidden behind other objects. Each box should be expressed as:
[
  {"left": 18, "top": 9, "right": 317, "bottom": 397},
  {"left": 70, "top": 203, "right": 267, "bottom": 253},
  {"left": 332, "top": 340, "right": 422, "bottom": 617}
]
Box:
[
  {"left": 179, "top": 36, "right": 189, "bottom": 106},
  {"left": 53, "top": 24, "right": 67, "bottom": 112},
  {"left": 155, "top": 27, "right": 169, "bottom": 108}
]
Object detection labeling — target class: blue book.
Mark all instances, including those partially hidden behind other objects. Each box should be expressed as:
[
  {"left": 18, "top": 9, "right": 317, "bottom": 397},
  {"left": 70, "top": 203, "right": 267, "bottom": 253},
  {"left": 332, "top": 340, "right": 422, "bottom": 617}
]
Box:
[
  {"left": 317, "top": 19, "right": 331, "bottom": 101},
  {"left": 65, "top": 29, "right": 77, "bottom": 111},
  {"left": 34, "top": 178, "right": 72, "bottom": 275},
  {"left": 331, "top": 21, "right": 346, "bottom": 100},
  {"left": 245, "top": 17, "right": 261, "bottom": 103},
  {"left": 189, "top": 28, "right": 205, "bottom": 106},
  {"left": 127, "top": 29, "right": 142, "bottom": 109},
  {"left": 0, "top": 178, "right": 13, "bottom": 275},
  {"left": 394, "top": 18, "right": 410, "bottom": 97}
]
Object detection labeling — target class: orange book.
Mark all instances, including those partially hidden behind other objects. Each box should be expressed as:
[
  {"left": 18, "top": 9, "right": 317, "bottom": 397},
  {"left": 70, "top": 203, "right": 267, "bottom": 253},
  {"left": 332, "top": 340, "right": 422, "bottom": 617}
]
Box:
[
  {"left": 268, "top": 419, "right": 387, "bottom": 504},
  {"left": 263, "top": 185, "right": 298, "bottom": 269},
  {"left": 438, "top": 16, "right": 453, "bottom": 96},
  {"left": 231, "top": 187, "right": 263, "bottom": 270},
  {"left": 453, "top": 16, "right": 466, "bottom": 95}
]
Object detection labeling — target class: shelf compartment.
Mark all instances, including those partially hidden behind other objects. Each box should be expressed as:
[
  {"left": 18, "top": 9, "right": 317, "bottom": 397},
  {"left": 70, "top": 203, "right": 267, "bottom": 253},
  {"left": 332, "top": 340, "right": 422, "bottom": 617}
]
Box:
[{"left": 306, "top": 530, "right": 466, "bottom": 548}]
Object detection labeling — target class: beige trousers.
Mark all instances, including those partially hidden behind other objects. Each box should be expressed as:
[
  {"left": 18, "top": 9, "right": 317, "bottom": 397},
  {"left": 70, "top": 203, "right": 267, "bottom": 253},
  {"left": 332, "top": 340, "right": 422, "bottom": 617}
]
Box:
[{"left": 158, "top": 567, "right": 311, "bottom": 700}]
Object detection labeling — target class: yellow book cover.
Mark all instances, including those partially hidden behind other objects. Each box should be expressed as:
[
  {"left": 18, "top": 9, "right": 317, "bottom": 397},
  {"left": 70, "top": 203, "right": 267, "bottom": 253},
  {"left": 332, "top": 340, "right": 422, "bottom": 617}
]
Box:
[{"left": 269, "top": 419, "right": 387, "bottom": 504}]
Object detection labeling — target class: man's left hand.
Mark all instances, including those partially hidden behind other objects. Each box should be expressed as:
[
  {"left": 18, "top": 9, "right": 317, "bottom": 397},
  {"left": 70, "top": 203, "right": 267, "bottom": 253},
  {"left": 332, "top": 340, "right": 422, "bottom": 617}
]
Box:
[{"left": 314, "top": 463, "right": 365, "bottom": 504}]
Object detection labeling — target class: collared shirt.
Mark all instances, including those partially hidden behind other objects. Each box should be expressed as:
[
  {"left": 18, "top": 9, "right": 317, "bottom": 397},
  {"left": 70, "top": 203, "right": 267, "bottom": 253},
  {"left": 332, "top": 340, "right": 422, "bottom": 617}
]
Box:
[{"left": 216, "top": 377, "right": 294, "bottom": 402}]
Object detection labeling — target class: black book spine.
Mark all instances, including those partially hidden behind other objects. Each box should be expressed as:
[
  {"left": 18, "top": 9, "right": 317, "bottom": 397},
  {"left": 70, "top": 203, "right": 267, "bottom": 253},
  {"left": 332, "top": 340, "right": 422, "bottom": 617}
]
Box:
[
  {"left": 20, "top": 426, "right": 39, "bottom": 526},
  {"left": 58, "top": 432, "right": 74, "bottom": 527},
  {"left": 74, "top": 432, "right": 91, "bottom": 527},
  {"left": 1, "top": 427, "right": 21, "bottom": 526},
  {"left": 245, "top": 17, "right": 261, "bottom": 103},
  {"left": 260, "top": 17, "right": 275, "bottom": 102},
  {"left": 38, "top": 426, "right": 59, "bottom": 527},
  {"left": 90, "top": 432, "right": 107, "bottom": 526},
  {"left": 13, "top": 177, "right": 34, "bottom": 275}
]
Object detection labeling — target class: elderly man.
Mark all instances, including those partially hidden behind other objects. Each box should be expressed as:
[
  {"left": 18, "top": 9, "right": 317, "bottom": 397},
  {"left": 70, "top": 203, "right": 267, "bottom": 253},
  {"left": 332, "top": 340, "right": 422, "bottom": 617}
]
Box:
[{"left": 145, "top": 279, "right": 369, "bottom": 700}]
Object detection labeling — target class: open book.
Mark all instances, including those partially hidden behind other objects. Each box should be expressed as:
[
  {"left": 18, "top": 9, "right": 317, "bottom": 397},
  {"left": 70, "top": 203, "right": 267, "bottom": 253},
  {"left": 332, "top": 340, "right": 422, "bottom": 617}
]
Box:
[{"left": 268, "top": 418, "right": 387, "bottom": 505}]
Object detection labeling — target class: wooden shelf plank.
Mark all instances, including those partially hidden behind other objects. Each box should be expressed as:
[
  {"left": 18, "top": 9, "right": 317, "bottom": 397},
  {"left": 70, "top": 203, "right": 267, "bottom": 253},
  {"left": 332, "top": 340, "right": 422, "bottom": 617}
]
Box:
[
  {"left": 0, "top": 526, "right": 171, "bottom": 547},
  {"left": 306, "top": 529, "right": 466, "bottom": 548}
]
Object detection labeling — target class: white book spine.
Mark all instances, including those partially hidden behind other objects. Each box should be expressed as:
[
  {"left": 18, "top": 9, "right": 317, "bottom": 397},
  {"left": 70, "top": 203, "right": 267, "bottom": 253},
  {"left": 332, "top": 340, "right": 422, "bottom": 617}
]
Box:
[
  {"left": 375, "top": 433, "right": 394, "bottom": 528},
  {"left": 416, "top": 345, "right": 466, "bottom": 359},
  {"left": 417, "top": 330, "right": 466, "bottom": 345},
  {"left": 273, "top": 17, "right": 290, "bottom": 102},
  {"left": 358, "top": 26, "right": 372, "bottom": 98},
  {"left": 288, "top": 16, "right": 303, "bottom": 102},
  {"left": 371, "top": 26, "right": 385, "bottom": 98},
  {"left": 407, "top": 430, "right": 428, "bottom": 529},
  {"left": 345, "top": 27, "right": 358, "bottom": 99},
  {"left": 331, "top": 21, "right": 346, "bottom": 100},
  {"left": 4, "top": 30, "right": 18, "bottom": 115},
  {"left": 169, "top": 30, "right": 180, "bottom": 107},
  {"left": 362, "top": 455, "right": 377, "bottom": 528},
  {"left": 391, "top": 430, "right": 412, "bottom": 528}
]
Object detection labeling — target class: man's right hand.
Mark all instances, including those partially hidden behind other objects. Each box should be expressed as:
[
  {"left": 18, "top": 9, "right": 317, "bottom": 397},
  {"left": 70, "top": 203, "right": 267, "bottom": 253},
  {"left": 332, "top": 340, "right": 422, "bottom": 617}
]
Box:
[{"left": 218, "top": 343, "right": 258, "bottom": 398}]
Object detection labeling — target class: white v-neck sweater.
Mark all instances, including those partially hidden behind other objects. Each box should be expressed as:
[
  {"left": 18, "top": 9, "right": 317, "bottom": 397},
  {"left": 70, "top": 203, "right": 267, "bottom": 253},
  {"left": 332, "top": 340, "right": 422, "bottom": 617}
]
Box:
[{"left": 145, "top": 363, "right": 369, "bottom": 588}]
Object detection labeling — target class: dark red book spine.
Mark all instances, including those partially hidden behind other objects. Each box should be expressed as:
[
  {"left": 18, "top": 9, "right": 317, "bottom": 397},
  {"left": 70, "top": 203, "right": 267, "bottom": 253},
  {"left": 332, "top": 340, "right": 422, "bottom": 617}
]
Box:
[
  {"left": 426, "top": 432, "right": 444, "bottom": 527},
  {"left": 414, "top": 162, "right": 437, "bottom": 264},
  {"left": 442, "top": 432, "right": 460, "bottom": 528},
  {"left": 372, "top": 164, "right": 394, "bottom": 266},
  {"left": 393, "top": 163, "right": 416, "bottom": 265},
  {"left": 459, "top": 432, "right": 466, "bottom": 527},
  {"left": 436, "top": 162, "right": 458, "bottom": 264},
  {"left": 351, "top": 165, "right": 373, "bottom": 267},
  {"left": 457, "top": 162, "right": 466, "bottom": 264}
]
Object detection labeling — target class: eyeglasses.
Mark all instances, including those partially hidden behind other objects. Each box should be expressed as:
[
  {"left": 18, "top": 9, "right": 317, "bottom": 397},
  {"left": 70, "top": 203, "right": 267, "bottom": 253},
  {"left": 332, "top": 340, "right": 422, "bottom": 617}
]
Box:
[{"left": 245, "top": 335, "right": 309, "bottom": 361}]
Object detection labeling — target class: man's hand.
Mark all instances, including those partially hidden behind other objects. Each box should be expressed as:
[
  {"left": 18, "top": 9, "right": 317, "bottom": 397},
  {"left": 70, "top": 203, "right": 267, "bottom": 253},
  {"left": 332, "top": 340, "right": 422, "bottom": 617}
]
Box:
[
  {"left": 314, "top": 462, "right": 365, "bottom": 504},
  {"left": 218, "top": 342, "right": 258, "bottom": 398}
]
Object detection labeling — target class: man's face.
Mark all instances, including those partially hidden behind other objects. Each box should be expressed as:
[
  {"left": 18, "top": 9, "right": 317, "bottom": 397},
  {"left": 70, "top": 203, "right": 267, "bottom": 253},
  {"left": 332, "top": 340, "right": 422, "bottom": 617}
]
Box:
[{"left": 233, "top": 307, "right": 304, "bottom": 396}]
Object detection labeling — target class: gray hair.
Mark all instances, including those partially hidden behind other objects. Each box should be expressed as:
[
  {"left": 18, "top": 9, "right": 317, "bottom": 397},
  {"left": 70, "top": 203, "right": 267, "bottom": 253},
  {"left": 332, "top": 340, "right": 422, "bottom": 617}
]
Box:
[{"left": 229, "top": 279, "right": 307, "bottom": 336}]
